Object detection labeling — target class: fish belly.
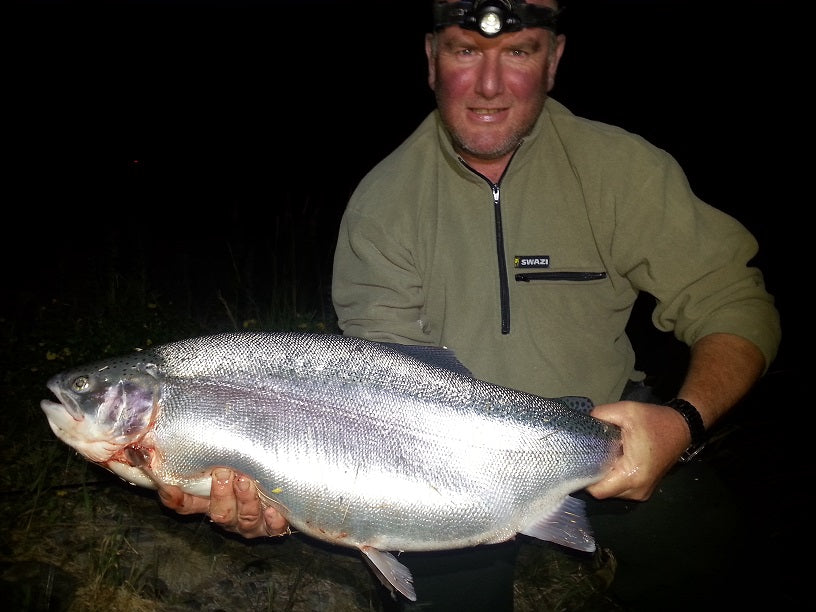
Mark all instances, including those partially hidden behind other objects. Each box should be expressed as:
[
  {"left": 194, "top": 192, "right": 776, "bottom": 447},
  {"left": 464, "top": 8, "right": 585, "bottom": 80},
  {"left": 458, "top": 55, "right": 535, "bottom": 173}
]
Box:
[{"left": 149, "top": 372, "right": 615, "bottom": 552}]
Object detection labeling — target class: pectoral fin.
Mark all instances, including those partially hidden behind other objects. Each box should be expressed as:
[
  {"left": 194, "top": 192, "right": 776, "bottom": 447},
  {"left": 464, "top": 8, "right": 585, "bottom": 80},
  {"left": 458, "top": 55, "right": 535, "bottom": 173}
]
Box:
[
  {"left": 519, "top": 495, "right": 596, "bottom": 552},
  {"left": 360, "top": 545, "right": 416, "bottom": 602}
]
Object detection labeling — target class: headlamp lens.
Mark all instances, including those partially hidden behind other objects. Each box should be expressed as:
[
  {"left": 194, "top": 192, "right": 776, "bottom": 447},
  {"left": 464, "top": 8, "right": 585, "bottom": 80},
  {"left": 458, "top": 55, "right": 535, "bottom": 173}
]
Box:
[{"left": 479, "top": 9, "right": 504, "bottom": 36}]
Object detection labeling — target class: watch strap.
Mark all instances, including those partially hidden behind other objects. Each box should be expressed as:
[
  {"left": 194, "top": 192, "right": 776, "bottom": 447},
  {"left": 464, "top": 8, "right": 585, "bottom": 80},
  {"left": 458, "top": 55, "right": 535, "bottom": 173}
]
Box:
[{"left": 663, "top": 398, "right": 706, "bottom": 463}]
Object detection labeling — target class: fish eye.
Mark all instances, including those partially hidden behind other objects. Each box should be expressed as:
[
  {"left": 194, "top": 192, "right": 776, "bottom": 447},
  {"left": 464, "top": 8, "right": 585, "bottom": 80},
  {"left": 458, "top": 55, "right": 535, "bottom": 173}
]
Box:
[{"left": 71, "top": 376, "right": 90, "bottom": 392}]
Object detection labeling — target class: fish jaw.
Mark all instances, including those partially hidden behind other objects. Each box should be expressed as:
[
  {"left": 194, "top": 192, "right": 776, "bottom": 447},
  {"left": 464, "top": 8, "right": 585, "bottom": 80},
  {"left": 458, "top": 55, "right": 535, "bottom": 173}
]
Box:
[{"left": 41, "top": 397, "right": 127, "bottom": 463}]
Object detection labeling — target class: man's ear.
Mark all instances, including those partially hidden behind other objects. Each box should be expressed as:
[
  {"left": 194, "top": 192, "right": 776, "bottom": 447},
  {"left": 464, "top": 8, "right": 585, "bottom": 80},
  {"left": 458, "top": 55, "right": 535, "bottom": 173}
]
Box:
[
  {"left": 546, "top": 33, "right": 566, "bottom": 92},
  {"left": 425, "top": 33, "right": 437, "bottom": 91}
]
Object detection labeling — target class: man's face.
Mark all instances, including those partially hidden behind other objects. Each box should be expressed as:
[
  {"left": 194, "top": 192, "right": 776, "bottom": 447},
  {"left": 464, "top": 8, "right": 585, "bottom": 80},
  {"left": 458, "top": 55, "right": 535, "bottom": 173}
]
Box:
[{"left": 426, "top": 1, "right": 565, "bottom": 163}]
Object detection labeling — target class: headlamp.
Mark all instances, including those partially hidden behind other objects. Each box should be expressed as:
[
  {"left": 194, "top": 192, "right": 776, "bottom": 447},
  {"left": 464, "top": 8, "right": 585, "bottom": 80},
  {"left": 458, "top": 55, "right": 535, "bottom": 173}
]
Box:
[{"left": 433, "top": 1, "right": 560, "bottom": 39}]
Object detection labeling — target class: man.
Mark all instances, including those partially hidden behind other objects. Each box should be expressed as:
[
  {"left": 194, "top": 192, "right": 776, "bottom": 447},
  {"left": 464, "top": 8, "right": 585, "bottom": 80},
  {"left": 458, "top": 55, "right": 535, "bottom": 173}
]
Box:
[{"left": 160, "top": 1, "right": 780, "bottom": 609}]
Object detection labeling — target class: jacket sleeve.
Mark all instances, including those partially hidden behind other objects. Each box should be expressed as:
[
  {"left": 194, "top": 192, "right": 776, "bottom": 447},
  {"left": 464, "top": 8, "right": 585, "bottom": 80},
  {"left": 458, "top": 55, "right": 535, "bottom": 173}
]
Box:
[
  {"left": 332, "top": 207, "right": 436, "bottom": 346},
  {"left": 611, "top": 151, "right": 781, "bottom": 373}
]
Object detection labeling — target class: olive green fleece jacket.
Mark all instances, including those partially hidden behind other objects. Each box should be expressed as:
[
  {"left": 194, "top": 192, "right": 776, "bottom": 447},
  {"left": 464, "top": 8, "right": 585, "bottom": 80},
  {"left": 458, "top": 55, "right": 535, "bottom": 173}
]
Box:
[{"left": 332, "top": 97, "right": 781, "bottom": 405}]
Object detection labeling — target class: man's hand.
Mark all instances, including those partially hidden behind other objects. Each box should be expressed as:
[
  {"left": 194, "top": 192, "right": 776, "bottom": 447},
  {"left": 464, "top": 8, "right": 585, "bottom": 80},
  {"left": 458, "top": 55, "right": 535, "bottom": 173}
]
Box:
[
  {"left": 588, "top": 334, "right": 768, "bottom": 501},
  {"left": 158, "top": 468, "right": 289, "bottom": 538},
  {"left": 585, "top": 400, "right": 691, "bottom": 501}
]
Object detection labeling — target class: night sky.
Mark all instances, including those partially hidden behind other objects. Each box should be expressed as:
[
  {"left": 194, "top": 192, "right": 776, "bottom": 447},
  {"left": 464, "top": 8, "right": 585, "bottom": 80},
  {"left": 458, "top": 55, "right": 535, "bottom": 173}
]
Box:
[{"left": 7, "top": 0, "right": 804, "bottom": 365}]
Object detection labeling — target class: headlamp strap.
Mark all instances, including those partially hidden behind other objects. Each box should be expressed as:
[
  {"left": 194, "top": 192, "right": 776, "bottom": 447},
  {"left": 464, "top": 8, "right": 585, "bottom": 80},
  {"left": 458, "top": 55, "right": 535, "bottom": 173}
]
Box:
[{"left": 433, "top": 1, "right": 561, "bottom": 37}]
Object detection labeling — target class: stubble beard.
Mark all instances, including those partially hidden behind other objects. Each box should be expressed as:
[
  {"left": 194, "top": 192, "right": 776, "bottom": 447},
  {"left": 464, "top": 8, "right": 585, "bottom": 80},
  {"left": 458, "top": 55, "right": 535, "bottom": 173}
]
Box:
[{"left": 436, "top": 88, "right": 549, "bottom": 162}]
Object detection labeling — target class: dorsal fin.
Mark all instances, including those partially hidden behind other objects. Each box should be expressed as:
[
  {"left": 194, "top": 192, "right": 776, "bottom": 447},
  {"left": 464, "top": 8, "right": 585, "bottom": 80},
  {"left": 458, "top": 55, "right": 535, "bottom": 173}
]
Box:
[
  {"left": 557, "top": 396, "right": 595, "bottom": 414},
  {"left": 381, "top": 343, "right": 474, "bottom": 378}
]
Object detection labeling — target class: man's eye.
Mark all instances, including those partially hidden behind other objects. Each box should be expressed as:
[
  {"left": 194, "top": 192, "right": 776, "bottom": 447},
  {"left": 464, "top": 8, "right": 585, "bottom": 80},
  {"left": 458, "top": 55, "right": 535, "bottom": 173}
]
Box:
[{"left": 510, "top": 49, "right": 528, "bottom": 57}]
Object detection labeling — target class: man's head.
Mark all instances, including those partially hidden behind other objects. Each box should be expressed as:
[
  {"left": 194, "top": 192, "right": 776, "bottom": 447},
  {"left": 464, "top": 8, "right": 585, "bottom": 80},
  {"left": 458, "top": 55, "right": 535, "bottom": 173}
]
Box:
[{"left": 426, "top": 0, "right": 565, "bottom": 174}]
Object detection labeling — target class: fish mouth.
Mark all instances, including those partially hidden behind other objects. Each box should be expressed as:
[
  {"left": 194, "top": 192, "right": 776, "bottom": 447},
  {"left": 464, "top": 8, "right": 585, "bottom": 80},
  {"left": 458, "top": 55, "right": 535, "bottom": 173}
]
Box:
[
  {"left": 44, "top": 377, "right": 85, "bottom": 420},
  {"left": 40, "top": 381, "right": 119, "bottom": 463},
  {"left": 40, "top": 395, "right": 85, "bottom": 444},
  {"left": 40, "top": 396, "right": 123, "bottom": 463}
]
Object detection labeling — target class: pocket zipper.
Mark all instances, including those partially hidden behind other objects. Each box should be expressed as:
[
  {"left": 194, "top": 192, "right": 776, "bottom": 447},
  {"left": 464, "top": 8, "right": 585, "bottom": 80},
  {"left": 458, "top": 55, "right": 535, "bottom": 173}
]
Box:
[{"left": 515, "top": 271, "right": 608, "bottom": 282}]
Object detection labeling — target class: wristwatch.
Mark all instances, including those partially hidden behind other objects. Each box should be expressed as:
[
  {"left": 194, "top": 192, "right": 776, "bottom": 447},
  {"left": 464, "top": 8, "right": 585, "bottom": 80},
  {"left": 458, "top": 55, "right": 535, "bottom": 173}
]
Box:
[{"left": 663, "top": 398, "right": 706, "bottom": 463}]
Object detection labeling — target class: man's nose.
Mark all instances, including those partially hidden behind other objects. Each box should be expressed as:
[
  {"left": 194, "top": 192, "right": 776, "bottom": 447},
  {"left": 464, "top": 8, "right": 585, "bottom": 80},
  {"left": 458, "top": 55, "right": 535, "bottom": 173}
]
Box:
[{"left": 474, "top": 54, "right": 504, "bottom": 98}]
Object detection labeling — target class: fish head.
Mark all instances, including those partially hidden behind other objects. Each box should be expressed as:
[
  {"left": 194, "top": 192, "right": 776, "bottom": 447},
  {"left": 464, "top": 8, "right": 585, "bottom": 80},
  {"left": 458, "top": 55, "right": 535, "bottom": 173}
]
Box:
[{"left": 41, "top": 355, "right": 161, "bottom": 464}]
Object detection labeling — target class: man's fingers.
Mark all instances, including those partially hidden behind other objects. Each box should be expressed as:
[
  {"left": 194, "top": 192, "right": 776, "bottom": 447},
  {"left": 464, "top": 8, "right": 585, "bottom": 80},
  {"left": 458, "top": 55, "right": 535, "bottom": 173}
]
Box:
[
  {"left": 157, "top": 485, "right": 184, "bottom": 510},
  {"left": 159, "top": 469, "right": 291, "bottom": 539},
  {"left": 234, "top": 475, "right": 290, "bottom": 537},
  {"left": 157, "top": 484, "right": 209, "bottom": 514},
  {"left": 234, "top": 474, "right": 257, "bottom": 500},
  {"left": 585, "top": 468, "right": 626, "bottom": 500},
  {"left": 232, "top": 475, "right": 264, "bottom": 534},
  {"left": 263, "top": 506, "right": 290, "bottom": 536},
  {"left": 208, "top": 468, "right": 237, "bottom": 524}
]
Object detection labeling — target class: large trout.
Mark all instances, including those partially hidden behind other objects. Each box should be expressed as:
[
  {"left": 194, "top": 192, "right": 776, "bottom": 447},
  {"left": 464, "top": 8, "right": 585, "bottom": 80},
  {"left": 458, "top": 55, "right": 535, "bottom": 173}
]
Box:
[{"left": 41, "top": 331, "right": 621, "bottom": 601}]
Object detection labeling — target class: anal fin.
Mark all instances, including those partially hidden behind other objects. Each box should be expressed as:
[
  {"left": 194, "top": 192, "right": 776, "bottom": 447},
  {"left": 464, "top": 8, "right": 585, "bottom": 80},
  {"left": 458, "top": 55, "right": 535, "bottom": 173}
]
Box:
[
  {"left": 360, "top": 545, "right": 416, "bottom": 602},
  {"left": 519, "top": 495, "right": 596, "bottom": 552}
]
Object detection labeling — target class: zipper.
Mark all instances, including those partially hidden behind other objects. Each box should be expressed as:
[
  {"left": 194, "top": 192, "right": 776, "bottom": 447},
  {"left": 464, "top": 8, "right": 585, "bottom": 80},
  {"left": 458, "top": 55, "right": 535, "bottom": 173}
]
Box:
[
  {"left": 515, "top": 271, "right": 608, "bottom": 282},
  {"left": 491, "top": 183, "right": 511, "bottom": 334},
  {"left": 460, "top": 152, "right": 517, "bottom": 335}
]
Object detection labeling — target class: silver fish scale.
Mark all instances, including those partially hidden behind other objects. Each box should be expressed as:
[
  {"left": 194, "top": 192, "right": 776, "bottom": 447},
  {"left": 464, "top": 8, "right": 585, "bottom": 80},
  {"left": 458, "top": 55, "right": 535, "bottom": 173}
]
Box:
[
  {"left": 140, "top": 332, "right": 619, "bottom": 552},
  {"left": 153, "top": 333, "right": 471, "bottom": 402}
]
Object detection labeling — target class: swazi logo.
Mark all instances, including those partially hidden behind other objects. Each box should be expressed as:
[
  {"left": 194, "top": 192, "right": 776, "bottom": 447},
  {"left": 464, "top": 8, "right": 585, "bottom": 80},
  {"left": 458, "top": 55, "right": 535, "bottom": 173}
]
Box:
[{"left": 514, "top": 255, "right": 550, "bottom": 268}]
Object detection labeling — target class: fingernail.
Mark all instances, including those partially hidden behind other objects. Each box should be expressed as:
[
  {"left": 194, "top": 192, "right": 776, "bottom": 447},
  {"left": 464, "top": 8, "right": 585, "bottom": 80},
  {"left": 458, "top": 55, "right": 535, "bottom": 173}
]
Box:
[
  {"left": 214, "top": 468, "right": 230, "bottom": 485},
  {"left": 236, "top": 476, "right": 250, "bottom": 492}
]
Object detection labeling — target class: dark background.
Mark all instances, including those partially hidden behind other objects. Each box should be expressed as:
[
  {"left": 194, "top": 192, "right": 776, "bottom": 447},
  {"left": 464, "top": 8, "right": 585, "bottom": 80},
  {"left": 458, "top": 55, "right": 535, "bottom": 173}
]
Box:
[
  {"left": 8, "top": 0, "right": 803, "bottom": 363},
  {"left": 7, "top": 2, "right": 804, "bottom": 408}
]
